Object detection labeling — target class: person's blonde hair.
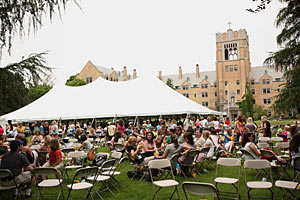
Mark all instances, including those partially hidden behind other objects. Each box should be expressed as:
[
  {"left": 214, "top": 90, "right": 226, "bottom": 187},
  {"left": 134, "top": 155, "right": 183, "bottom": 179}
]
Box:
[
  {"left": 247, "top": 117, "right": 253, "bottom": 123},
  {"left": 44, "top": 135, "right": 51, "bottom": 146},
  {"left": 128, "top": 136, "right": 137, "bottom": 145},
  {"left": 284, "top": 126, "right": 290, "bottom": 132}
]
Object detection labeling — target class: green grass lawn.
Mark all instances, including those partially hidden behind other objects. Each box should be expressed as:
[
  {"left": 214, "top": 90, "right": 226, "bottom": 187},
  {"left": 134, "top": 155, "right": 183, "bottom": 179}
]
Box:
[{"left": 2, "top": 145, "right": 299, "bottom": 200}]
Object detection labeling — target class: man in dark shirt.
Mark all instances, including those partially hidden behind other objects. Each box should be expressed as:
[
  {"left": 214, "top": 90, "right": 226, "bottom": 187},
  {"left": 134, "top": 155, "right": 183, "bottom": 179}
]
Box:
[{"left": 0, "top": 140, "right": 34, "bottom": 197}]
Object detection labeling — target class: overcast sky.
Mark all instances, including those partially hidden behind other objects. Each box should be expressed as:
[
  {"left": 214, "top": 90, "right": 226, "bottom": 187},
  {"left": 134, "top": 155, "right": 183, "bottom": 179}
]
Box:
[{"left": 1, "top": 0, "right": 283, "bottom": 84}]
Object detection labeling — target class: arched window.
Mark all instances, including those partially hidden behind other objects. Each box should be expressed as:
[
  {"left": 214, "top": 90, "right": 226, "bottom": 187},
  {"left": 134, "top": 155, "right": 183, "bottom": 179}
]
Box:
[{"left": 225, "top": 49, "right": 229, "bottom": 60}]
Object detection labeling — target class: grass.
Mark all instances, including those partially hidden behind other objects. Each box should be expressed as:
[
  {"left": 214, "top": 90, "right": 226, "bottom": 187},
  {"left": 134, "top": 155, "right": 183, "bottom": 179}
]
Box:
[{"left": 1, "top": 145, "right": 300, "bottom": 200}]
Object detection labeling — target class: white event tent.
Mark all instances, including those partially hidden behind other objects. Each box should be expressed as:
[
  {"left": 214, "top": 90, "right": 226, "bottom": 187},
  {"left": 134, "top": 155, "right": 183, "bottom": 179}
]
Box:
[{"left": 1, "top": 76, "right": 221, "bottom": 122}]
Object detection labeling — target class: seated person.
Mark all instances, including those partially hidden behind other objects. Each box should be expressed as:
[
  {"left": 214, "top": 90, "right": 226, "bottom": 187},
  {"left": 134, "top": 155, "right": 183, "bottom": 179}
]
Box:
[
  {"left": 289, "top": 133, "right": 300, "bottom": 166},
  {"left": 0, "top": 140, "right": 34, "bottom": 198},
  {"left": 194, "top": 128, "right": 205, "bottom": 150},
  {"left": 31, "top": 129, "right": 43, "bottom": 145},
  {"left": 42, "top": 138, "right": 63, "bottom": 178},
  {"left": 241, "top": 133, "right": 261, "bottom": 160},
  {"left": 126, "top": 136, "right": 144, "bottom": 165},
  {"left": 110, "top": 130, "right": 125, "bottom": 152},
  {"left": 142, "top": 132, "right": 157, "bottom": 157},
  {"left": 224, "top": 128, "right": 235, "bottom": 154},
  {"left": 16, "top": 135, "right": 38, "bottom": 167}
]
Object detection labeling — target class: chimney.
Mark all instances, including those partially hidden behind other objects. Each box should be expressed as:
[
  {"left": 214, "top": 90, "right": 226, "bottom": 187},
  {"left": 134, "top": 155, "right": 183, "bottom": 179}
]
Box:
[
  {"left": 111, "top": 67, "right": 114, "bottom": 71},
  {"left": 133, "top": 69, "right": 137, "bottom": 79},
  {"left": 158, "top": 71, "right": 162, "bottom": 80},
  {"left": 196, "top": 64, "right": 200, "bottom": 78},
  {"left": 179, "top": 66, "right": 182, "bottom": 79},
  {"left": 123, "top": 66, "right": 127, "bottom": 80}
]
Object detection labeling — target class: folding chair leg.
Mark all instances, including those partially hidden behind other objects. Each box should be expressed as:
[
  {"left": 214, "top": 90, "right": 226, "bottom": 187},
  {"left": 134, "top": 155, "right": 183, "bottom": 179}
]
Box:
[
  {"left": 66, "top": 189, "right": 72, "bottom": 200},
  {"left": 92, "top": 188, "right": 103, "bottom": 200},
  {"left": 169, "top": 186, "right": 179, "bottom": 200},
  {"left": 152, "top": 187, "right": 162, "bottom": 200}
]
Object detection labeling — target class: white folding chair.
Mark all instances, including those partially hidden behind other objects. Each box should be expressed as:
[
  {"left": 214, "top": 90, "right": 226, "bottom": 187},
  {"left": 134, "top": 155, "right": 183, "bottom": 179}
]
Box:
[
  {"left": 102, "top": 157, "right": 127, "bottom": 186},
  {"left": 148, "top": 159, "right": 179, "bottom": 200},
  {"left": 65, "top": 151, "right": 85, "bottom": 179},
  {"left": 258, "top": 137, "right": 270, "bottom": 143},
  {"left": 33, "top": 167, "right": 64, "bottom": 200},
  {"left": 87, "top": 159, "right": 116, "bottom": 199},
  {"left": 215, "top": 158, "right": 241, "bottom": 199},
  {"left": 66, "top": 167, "right": 98, "bottom": 200},
  {"left": 179, "top": 150, "right": 199, "bottom": 178},
  {"left": 244, "top": 160, "right": 274, "bottom": 200},
  {"left": 257, "top": 142, "right": 270, "bottom": 150},
  {"left": 102, "top": 152, "right": 121, "bottom": 171},
  {"left": 69, "top": 138, "right": 78, "bottom": 143},
  {"left": 182, "top": 181, "right": 220, "bottom": 200},
  {"left": 275, "top": 142, "right": 289, "bottom": 158}
]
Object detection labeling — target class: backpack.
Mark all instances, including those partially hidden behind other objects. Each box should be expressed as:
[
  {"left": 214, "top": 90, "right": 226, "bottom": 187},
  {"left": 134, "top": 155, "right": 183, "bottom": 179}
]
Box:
[{"left": 91, "top": 153, "right": 107, "bottom": 167}]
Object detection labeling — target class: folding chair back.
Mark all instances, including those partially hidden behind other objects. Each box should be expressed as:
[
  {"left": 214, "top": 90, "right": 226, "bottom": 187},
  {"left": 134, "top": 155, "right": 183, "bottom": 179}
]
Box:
[
  {"left": 199, "top": 147, "right": 209, "bottom": 154},
  {"left": 244, "top": 159, "right": 270, "bottom": 169},
  {"left": 182, "top": 150, "right": 199, "bottom": 166},
  {"left": 62, "top": 148, "right": 75, "bottom": 155},
  {"left": 69, "top": 138, "right": 78, "bottom": 143},
  {"left": 100, "top": 159, "right": 116, "bottom": 171},
  {"left": 271, "top": 137, "right": 283, "bottom": 142},
  {"left": 113, "top": 143, "right": 124, "bottom": 151},
  {"left": 170, "top": 153, "right": 180, "bottom": 166},
  {"left": 111, "top": 151, "right": 122, "bottom": 160},
  {"left": 217, "top": 158, "right": 241, "bottom": 167},
  {"left": 258, "top": 137, "right": 270, "bottom": 143},
  {"left": 276, "top": 142, "right": 289, "bottom": 149},
  {"left": 0, "top": 169, "right": 20, "bottom": 199},
  {"left": 240, "top": 149, "right": 255, "bottom": 160},
  {"left": 257, "top": 142, "right": 270, "bottom": 149},
  {"left": 260, "top": 149, "right": 276, "bottom": 160},
  {"left": 72, "top": 143, "right": 81, "bottom": 148},
  {"left": 0, "top": 169, "right": 13, "bottom": 179},
  {"left": 34, "top": 167, "right": 59, "bottom": 176},
  {"left": 182, "top": 181, "right": 219, "bottom": 199},
  {"left": 68, "top": 151, "right": 85, "bottom": 158},
  {"left": 149, "top": 159, "right": 171, "bottom": 169}
]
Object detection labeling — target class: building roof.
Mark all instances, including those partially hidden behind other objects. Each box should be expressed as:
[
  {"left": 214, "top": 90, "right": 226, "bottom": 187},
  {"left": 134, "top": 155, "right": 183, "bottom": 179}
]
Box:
[
  {"left": 162, "top": 70, "right": 216, "bottom": 87},
  {"left": 250, "top": 66, "right": 284, "bottom": 82},
  {"left": 161, "top": 65, "right": 284, "bottom": 87},
  {"left": 94, "top": 64, "right": 130, "bottom": 80}
]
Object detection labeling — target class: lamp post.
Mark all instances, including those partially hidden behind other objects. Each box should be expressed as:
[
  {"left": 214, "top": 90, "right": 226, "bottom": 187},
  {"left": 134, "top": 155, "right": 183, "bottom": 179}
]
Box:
[{"left": 227, "top": 83, "right": 230, "bottom": 120}]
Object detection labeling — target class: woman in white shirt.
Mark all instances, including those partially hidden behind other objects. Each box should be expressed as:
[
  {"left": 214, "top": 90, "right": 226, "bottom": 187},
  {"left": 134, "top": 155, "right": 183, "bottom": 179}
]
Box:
[
  {"left": 203, "top": 130, "right": 215, "bottom": 158},
  {"left": 241, "top": 133, "right": 261, "bottom": 160}
]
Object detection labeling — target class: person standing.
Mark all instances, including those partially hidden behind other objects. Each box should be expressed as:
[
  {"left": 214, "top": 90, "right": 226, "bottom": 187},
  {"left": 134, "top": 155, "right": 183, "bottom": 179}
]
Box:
[
  {"left": 107, "top": 122, "right": 116, "bottom": 141},
  {"left": 261, "top": 116, "right": 271, "bottom": 138},
  {"left": 183, "top": 116, "right": 194, "bottom": 131}
]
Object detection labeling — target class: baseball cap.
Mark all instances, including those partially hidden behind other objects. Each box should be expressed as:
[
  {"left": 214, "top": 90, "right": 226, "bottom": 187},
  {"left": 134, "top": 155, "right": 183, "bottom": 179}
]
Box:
[{"left": 9, "top": 140, "right": 24, "bottom": 151}]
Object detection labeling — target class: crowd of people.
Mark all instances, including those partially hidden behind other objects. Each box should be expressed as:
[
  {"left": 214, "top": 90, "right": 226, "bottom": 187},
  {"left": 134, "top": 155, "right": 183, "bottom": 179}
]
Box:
[{"left": 0, "top": 115, "right": 299, "bottom": 197}]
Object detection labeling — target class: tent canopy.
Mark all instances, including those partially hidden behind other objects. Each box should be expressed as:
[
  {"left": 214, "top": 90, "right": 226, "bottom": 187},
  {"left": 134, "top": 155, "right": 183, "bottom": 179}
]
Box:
[{"left": 2, "top": 76, "right": 221, "bottom": 121}]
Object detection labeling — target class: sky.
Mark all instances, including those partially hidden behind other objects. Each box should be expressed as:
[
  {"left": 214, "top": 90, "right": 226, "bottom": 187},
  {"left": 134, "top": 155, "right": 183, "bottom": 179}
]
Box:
[{"left": 1, "top": 0, "right": 283, "bottom": 84}]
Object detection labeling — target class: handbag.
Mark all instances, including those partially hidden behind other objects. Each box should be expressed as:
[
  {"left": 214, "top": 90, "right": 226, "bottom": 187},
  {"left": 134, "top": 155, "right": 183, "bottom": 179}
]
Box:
[{"left": 88, "top": 147, "right": 97, "bottom": 161}]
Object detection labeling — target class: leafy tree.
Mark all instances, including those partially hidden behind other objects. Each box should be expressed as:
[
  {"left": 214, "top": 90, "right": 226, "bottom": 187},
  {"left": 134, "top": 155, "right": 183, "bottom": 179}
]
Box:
[
  {"left": 25, "top": 84, "right": 53, "bottom": 104},
  {"left": 65, "top": 75, "right": 87, "bottom": 86},
  {"left": 166, "top": 78, "right": 174, "bottom": 89},
  {"left": 247, "top": 0, "right": 272, "bottom": 13},
  {"left": 237, "top": 82, "right": 254, "bottom": 117},
  {"left": 0, "top": 0, "right": 76, "bottom": 54},
  {"left": 264, "top": 0, "right": 300, "bottom": 115},
  {"left": 0, "top": 52, "right": 52, "bottom": 115},
  {"left": 253, "top": 105, "right": 267, "bottom": 121}
]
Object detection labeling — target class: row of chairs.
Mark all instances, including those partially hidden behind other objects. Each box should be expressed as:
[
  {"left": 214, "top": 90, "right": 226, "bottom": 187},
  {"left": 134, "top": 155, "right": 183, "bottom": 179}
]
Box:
[{"left": 148, "top": 158, "right": 300, "bottom": 200}]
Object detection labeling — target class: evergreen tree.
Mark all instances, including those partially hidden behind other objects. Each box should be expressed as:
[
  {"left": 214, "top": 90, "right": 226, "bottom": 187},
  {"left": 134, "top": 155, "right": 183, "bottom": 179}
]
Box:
[
  {"left": 264, "top": 0, "right": 300, "bottom": 115},
  {"left": 166, "top": 78, "right": 174, "bottom": 89},
  {"left": 237, "top": 82, "right": 254, "bottom": 117}
]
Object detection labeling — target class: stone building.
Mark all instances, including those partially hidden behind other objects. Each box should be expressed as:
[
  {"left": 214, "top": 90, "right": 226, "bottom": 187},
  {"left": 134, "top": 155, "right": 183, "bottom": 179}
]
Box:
[
  {"left": 159, "top": 28, "right": 285, "bottom": 119},
  {"left": 77, "top": 60, "right": 137, "bottom": 83}
]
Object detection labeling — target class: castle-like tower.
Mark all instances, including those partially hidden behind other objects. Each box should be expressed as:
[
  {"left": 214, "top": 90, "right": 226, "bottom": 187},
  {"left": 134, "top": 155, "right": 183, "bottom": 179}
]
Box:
[{"left": 216, "top": 28, "right": 251, "bottom": 112}]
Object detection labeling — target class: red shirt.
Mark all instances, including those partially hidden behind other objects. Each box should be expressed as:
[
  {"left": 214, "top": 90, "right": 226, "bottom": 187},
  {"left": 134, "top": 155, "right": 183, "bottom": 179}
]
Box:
[
  {"left": 49, "top": 149, "right": 62, "bottom": 164},
  {"left": 0, "top": 127, "right": 3, "bottom": 135}
]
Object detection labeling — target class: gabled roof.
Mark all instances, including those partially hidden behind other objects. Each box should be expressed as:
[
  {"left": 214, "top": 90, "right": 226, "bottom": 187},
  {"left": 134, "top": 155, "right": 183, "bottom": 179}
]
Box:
[
  {"left": 162, "top": 70, "right": 216, "bottom": 87},
  {"left": 250, "top": 66, "right": 284, "bottom": 81}
]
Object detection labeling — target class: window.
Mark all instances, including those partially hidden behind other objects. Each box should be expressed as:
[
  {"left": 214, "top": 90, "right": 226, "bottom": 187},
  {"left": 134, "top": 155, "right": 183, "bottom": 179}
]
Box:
[
  {"left": 110, "top": 77, "right": 113, "bottom": 81},
  {"left": 192, "top": 84, "right": 198, "bottom": 88},
  {"left": 86, "top": 77, "right": 93, "bottom": 83},
  {"left": 237, "top": 90, "right": 240, "bottom": 94},
  {"left": 251, "top": 79, "right": 255, "bottom": 85},
  {"left": 183, "top": 94, "right": 189, "bottom": 98},
  {"left": 230, "top": 65, "right": 233, "bottom": 72},
  {"left": 277, "top": 88, "right": 280, "bottom": 92},
  {"left": 252, "top": 99, "right": 256, "bottom": 104},
  {"left": 225, "top": 65, "right": 228, "bottom": 72},
  {"left": 225, "top": 90, "right": 228, "bottom": 95},
  {"left": 275, "top": 78, "right": 281, "bottom": 82},
  {"left": 262, "top": 79, "right": 270, "bottom": 84},
  {"left": 236, "top": 80, "right": 240, "bottom": 85},
  {"left": 175, "top": 86, "right": 180, "bottom": 89},
  {"left": 263, "top": 98, "right": 272, "bottom": 104},
  {"left": 263, "top": 88, "right": 271, "bottom": 94},
  {"left": 202, "top": 102, "right": 208, "bottom": 106},
  {"left": 215, "top": 92, "right": 218, "bottom": 97},
  {"left": 202, "top": 92, "right": 208, "bottom": 98},
  {"left": 251, "top": 89, "right": 255, "bottom": 95},
  {"left": 183, "top": 85, "right": 189, "bottom": 90},
  {"left": 194, "top": 94, "right": 197, "bottom": 98},
  {"left": 234, "top": 65, "right": 238, "bottom": 71},
  {"left": 214, "top": 82, "right": 217, "bottom": 88},
  {"left": 201, "top": 84, "right": 208, "bottom": 89},
  {"left": 225, "top": 81, "right": 228, "bottom": 86},
  {"left": 106, "top": 77, "right": 109, "bottom": 80}
]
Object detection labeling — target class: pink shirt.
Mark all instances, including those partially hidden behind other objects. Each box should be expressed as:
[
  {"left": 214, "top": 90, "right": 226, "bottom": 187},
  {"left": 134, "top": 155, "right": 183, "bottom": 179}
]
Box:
[{"left": 116, "top": 124, "right": 126, "bottom": 135}]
